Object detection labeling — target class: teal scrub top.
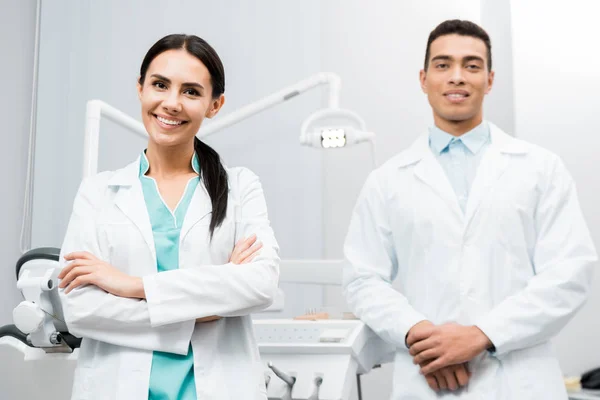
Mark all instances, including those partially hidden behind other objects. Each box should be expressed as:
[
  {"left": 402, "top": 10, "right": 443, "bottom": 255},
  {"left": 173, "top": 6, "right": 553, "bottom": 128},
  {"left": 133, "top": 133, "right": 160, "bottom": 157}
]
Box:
[{"left": 139, "top": 151, "right": 200, "bottom": 400}]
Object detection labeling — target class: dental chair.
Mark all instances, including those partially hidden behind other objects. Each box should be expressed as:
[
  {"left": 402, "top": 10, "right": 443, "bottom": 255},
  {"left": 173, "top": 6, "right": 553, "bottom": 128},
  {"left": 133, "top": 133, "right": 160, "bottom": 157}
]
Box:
[
  {"left": 0, "top": 248, "right": 80, "bottom": 400},
  {"left": 0, "top": 249, "right": 394, "bottom": 400}
]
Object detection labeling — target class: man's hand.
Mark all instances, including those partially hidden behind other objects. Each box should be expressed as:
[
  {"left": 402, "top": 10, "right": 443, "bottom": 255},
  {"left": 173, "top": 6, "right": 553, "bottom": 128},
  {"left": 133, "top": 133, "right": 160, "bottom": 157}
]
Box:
[
  {"left": 408, "top": 322, "right": 491, "bottom": 375},
  {"left": 58, "top": 251, "right": 144, "bottom": 298},
  {"left": 425, "top": 363, "right": 471, "bottom": 392},
  {"left": 406, "top": 320, "right": 435, "bottom": 346}
]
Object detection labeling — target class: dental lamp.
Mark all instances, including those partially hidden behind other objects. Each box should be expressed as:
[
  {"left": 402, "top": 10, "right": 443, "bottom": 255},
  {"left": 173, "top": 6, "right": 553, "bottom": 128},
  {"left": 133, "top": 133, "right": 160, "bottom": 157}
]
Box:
[{"left": 83, "top": 72, "right": 376, "bottom": 177}]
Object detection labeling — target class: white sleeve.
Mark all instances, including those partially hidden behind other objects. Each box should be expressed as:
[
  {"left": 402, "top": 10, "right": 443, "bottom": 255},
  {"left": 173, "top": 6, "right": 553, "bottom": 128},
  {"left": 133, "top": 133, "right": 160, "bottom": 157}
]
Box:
[
  {"left": 58, "top": 177, "right": 194, "bottom": 355},
  {"left": 343, "top": 172, "right": 427, "bottom": 350},
  {"left": 142, "top": 168, "right": 280, "bottom": 326},
  {"left": 476, "top": 158, "right": 597, "bottom": 356}
]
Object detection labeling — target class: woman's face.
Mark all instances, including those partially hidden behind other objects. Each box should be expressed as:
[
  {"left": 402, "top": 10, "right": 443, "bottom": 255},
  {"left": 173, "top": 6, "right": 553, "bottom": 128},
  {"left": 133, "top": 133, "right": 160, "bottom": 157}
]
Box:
[{"left": 137, "top": 49, "right": 224, "bottom": 149}]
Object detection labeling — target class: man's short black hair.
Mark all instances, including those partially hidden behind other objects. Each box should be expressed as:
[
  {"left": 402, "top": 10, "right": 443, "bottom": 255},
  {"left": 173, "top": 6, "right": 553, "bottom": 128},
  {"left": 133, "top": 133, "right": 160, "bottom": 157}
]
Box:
[{"left": 424, "top": 19, "right": 492, "bottom": 71}]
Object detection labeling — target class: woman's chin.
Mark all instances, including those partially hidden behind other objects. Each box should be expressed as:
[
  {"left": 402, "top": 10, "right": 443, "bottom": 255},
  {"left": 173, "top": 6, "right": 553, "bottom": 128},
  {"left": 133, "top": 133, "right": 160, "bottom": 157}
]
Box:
[{"left": 148, "top": 132, "right": 194, "bottom": 148}]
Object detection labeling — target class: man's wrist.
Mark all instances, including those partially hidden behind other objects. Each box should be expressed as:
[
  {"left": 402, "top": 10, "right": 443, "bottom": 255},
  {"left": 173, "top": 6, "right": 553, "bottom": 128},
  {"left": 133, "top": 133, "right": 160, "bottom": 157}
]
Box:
[{"left": 471, "top": 325, "right": 494, "bottom": 352}]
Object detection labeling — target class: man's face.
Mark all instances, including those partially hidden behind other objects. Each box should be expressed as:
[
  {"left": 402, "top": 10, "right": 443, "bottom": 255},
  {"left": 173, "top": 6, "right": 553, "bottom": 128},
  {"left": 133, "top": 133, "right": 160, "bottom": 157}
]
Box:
[{"left": 420, "top": 34, "right": 494, "bottom": 131}]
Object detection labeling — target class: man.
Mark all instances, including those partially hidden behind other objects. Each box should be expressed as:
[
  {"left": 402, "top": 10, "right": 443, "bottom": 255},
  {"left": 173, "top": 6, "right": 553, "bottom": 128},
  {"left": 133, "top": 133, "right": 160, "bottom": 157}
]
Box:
[{"left": 343, "top": 19, "right": 597, "bottom": 399}]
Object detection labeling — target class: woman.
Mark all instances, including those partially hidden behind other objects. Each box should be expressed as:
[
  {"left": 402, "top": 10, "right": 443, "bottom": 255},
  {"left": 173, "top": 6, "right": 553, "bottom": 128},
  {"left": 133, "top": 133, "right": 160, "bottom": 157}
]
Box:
[{"left": 57, "top": 34, "right": 280, "bottom": 400}]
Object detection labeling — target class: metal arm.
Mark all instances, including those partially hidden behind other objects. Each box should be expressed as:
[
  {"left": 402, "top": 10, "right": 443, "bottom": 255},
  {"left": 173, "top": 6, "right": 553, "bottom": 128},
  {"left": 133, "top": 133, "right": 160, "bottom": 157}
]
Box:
[
  {"left": 83, "top": 73, "right": 342, "bottom": 177},
  {"left": 200, "top": 72, "right": 340, "bottom": 137}
]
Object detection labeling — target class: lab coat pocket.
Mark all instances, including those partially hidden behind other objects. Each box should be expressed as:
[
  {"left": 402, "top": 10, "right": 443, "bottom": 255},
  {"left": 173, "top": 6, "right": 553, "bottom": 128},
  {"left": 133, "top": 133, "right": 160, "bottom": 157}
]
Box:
[
  {"left": 71, "top": 366, "right": 95, "bottom": 399},
  {"left": 213, "top": 201, "right": 240, "bottom": 262},
  {"left": 502, "top": 341, "right": 566, "bottom": 398},
  {"left": 256, "top": 361, "right": 268, "bottom": 396},
  {"left": 183, "top": 217, "right": 236, "bottom": 266},
  {"left": 98, "top": 222, "right": 151, "bottom": 274}
]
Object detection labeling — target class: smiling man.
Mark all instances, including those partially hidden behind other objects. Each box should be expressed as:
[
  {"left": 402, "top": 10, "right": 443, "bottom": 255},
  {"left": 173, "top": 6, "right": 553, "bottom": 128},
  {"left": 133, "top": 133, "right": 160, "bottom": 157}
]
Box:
[{"left": 343, "top": 20, "right": 597, "bottom": 399}]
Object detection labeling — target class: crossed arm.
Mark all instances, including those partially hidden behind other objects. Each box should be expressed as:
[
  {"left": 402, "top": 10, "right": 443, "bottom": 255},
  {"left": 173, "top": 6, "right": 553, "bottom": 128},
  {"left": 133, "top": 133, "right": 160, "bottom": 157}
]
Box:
[
  {"left": 58, "top": 234, "right": 263, "bottom": 321},
  {"left": 57, "top": 169, "right": 279, "bottom": 354}
]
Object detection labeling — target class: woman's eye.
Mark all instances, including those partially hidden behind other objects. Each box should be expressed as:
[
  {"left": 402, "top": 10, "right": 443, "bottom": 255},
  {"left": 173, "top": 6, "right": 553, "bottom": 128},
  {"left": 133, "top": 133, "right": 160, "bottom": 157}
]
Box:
[
  {"left": 152, "top": 81, "right": 167, "bottom": 89},
  {"left": 184, "top": 88, "right": 200, "bottom": 96}
]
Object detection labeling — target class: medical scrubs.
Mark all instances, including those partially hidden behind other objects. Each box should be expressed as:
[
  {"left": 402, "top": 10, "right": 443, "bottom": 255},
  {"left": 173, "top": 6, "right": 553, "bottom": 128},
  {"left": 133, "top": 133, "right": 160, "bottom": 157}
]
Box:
[{"left": 140, "top": 151, "right": 199, "bottom": 400}]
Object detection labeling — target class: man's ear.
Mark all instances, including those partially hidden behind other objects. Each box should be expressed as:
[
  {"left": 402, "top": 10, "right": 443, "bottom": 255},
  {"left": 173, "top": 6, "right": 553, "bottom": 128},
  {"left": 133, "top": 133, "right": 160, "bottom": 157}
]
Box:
[{"left": 419, "top": 69, "right": 428, "bottom": 94}]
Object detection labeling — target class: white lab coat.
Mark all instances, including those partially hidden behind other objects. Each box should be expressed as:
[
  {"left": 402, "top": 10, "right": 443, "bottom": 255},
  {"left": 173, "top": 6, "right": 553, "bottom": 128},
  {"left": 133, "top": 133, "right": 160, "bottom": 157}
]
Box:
[
  {"left": 343, "top": 124, "right": 597, "bottom": 399},
  {"left": 58, "top": 158, "right": 280, "bottom": 400}
]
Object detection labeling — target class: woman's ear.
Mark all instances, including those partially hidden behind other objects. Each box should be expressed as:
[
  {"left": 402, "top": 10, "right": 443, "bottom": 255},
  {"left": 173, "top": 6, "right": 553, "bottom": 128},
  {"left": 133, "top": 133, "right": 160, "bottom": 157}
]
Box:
[
  {"left": 137, "top": 77, "right": 143, "bottom": 100},
  {"left": 206, "top": 94, "right": 225, "bottom": 119}
]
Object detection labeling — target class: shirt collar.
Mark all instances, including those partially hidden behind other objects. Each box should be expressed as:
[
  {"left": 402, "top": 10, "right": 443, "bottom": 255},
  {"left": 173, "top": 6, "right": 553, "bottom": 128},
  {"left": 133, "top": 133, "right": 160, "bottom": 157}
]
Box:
[
  {"left": 429, "top": 120, "right": 490, "bottom": 155},
  {"left": 139, "top": 150, "right": 200, "bottom": 177}
]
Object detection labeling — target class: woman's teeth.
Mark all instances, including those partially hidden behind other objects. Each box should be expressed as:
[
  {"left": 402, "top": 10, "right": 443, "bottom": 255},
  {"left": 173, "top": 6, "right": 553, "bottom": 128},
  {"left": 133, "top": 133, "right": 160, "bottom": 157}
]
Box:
[{"left": 157, "top": 115, "right": 183, "bottom": 126}]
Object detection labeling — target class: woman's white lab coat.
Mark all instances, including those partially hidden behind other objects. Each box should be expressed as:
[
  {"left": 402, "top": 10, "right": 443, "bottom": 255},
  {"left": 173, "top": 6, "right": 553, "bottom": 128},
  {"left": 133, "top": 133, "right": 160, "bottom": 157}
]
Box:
[
  {"left": 343, "top": 124, "right": 597, "bottom": 399},
  {"left": 58, "top": 158, "right": 279, "bottom": 400}
]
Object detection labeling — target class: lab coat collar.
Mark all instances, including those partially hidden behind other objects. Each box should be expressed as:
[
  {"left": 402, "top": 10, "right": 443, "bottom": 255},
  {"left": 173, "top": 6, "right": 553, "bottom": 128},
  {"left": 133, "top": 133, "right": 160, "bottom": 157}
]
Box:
[
  {"left": 107, "top": 157, "right": 142, "bottom": 187},
  {"left": 429, "top": 121, "right": 490, "bottom": 155},
  {"left": 138, "top": 150, "right": 201, "bottom": 177},
  {"left": 393, "top": 122, "right": 530, "bottom": 226},
  {"left": 107, "top": 155, "right": 231, "bottom": 189},
  {"left": 395, "top": 122, "right": 529, "bottom": 168},
  {"left": 104, "top": 155, "right": 227, "bottom": 258}
]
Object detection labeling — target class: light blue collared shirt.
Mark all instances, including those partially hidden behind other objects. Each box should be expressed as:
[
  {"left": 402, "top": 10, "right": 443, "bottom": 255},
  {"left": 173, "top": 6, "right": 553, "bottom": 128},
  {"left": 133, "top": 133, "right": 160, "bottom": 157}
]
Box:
[{"left": 428, "top": 121, "right": 491, "bottom": 213}]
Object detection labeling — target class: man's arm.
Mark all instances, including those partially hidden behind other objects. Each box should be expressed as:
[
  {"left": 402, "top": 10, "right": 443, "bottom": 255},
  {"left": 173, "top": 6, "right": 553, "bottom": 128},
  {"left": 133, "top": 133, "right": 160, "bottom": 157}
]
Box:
[
  {"left": 475, "top": 157, "right": 597, "bottom": 356},
  {"left": 343, "top": 171, "right": 427, "bottom": 350}
]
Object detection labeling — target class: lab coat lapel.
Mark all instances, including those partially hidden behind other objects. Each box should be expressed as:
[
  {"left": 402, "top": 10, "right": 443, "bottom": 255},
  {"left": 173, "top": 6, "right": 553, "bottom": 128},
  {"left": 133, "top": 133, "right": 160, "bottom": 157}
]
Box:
[
  {"left": 410, "top": 134, "right": 463, "bottom": 219},
  {"left": 180, "top": 179, "right": 213, "bottom": 242},
  {"left": 463, "top": 146, "right": 508, "bottom": 229},
  {"left": 108, "top": 159, "right": 156, "bottom": 260},
  {"left": 464, "top": 124, "right": 528, "bottom": 230}
]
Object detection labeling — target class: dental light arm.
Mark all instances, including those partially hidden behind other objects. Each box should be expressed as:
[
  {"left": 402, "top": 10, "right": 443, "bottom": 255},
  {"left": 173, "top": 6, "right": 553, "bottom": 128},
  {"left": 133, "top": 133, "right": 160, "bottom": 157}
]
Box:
[
  {"left": 199, "top": 72, "right": 341, "bottom": 137},
  {"left": 83, "top": 72, "right": 375, "bottom": 177}
]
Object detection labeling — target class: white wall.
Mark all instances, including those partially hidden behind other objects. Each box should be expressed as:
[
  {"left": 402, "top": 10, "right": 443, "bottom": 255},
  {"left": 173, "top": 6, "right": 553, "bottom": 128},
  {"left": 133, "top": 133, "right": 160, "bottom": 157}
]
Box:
[
  {"left": 481, "top": 0, "right": 515, "bottom": 134},
  {"left": 0, "top": 0, "right": 37, "bottom": 325},
  {"left": 511, "top": 0, "right": 600, "bottom": 376}
]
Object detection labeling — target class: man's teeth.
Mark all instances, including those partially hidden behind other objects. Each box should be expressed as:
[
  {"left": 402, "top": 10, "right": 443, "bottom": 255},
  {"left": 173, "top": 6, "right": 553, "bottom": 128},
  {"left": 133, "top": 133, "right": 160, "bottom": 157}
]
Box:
[{"left": 157, "top": 116, "right": 183, "bottom": 125}]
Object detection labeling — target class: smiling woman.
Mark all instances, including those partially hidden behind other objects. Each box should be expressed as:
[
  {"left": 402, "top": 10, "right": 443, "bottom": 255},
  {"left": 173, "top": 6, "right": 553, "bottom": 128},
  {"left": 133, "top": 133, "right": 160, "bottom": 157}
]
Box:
[
  {"left": 137, "top": 35, "right": 228, "bottom": 234},
  {"left": 56, "top": 34, "right": 280, "bottom": 400}
]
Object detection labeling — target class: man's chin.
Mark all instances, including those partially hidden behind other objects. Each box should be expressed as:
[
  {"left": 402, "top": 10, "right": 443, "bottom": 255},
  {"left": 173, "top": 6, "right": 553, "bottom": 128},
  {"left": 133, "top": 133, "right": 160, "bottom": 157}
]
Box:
[{"left": 439, "top": 112, "right": 478, "bottom": 123}]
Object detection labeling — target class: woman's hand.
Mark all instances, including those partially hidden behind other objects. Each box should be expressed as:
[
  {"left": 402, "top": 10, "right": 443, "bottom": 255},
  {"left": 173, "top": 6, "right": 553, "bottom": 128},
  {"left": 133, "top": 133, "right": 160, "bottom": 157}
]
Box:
[
  {"left": 229, "top": 234, "right": 262, "bottom": 264},
  {"left": 58, "top": 251, "right": 144, "bottom": 298},
  {"left": 196, "top": 315, "right": 222, "bottom": 323}
]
